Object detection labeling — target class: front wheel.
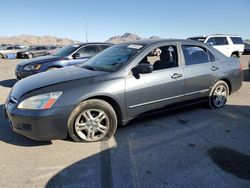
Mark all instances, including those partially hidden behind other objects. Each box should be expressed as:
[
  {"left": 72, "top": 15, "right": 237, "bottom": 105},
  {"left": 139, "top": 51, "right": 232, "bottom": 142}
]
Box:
[
  {"left": 208, "top": 80, "right": 229, "bottom": 108},
  {"left": 27, "top": 53, "right": 33, "bottom": 59},
  {"left": 68, "top": 99, "right": 117, "bottom": 142}
]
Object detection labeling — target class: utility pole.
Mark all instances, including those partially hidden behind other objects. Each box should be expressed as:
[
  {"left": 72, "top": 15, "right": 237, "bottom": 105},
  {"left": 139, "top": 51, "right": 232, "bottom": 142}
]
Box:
[{"left": 85, "top": 16, "right": 88, "bottom": 42}]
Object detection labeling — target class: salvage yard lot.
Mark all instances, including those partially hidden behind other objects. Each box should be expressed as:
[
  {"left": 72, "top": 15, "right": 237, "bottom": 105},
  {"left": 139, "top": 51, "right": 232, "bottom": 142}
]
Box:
[{"left": 0, "top": 56, "right": 250, "bottom": 187}]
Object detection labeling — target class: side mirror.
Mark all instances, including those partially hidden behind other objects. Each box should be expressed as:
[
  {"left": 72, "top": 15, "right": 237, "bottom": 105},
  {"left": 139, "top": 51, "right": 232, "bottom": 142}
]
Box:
[
  {"left": 72, "top": 53, "right": 80, "bottom": 59},
  {"left": 132, "top": 63, "right": 153, "bottom": 76}
]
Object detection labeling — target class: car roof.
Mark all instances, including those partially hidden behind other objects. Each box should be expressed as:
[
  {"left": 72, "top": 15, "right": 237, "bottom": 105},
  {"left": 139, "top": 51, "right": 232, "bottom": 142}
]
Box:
[
  {"left": 75, "top": 42, "right": 113, "bottom": 46},
  {"left": 189, "top": 34, "right": 242, "bottom": 38},
  {"left": 114, "top": 39, "right": 204, "bottom": 46}
]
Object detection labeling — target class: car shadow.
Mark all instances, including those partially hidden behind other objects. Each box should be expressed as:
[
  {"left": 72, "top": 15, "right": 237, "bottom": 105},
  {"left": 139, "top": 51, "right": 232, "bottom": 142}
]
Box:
[
  {"left": 46, "top": 104, "right": 250, "bottom": 187},
  {"left": 243, "top": 70, "right": 250, "bottom": 82},
  {"left": 46, "top": 132, "right": 137, "bottom": 188},
  {"left": 0, "top": 104, "right": 52, "bottom": 147},
  {"left": 0, "top": 79, "right": 17, "bottom": 88},
  {"left": 208, "top": 147, "right": 250, "bottom": 180}
]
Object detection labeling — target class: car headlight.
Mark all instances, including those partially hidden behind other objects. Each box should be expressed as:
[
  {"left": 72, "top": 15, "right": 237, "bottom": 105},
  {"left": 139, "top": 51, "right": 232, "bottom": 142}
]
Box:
[
  {"left": 23, "top": 64, "right": 41, "bottom": 71},
  {"left": 18, "top": 91, "right": 62, "bottom": 109}
]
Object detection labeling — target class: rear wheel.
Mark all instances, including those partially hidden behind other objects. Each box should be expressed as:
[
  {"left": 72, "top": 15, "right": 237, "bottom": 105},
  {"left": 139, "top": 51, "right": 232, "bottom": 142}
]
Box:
[
  {"left": 208, "top": 81, "right": 229, "bottom": 108},
  {"left": 0, "top": 53, "right": 3, "bottom": 59},
  {"left": 231, "top": 53, "right": 238, "bottom": 58},
  {"left": 68, "top": 99, "right": 117, "bottom": 142}
]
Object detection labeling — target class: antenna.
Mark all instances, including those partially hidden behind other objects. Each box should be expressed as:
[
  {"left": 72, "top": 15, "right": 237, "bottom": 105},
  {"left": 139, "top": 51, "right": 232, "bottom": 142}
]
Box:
[{"left": 85, "top": 16, "right": 88, "bottom": 42}]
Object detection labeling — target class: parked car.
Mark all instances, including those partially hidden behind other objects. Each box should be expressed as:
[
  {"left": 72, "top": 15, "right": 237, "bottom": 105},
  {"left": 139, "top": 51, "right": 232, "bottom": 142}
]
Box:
[
  {"left": 0, "top": 45, "right": 27, "bottom": 59},
  {"left": 45, "top": 45, "right": 61, "bottom": 55},
  {"left": 243, "top": 43, "right": 250, "bottom": 55},
  {"left": 16, "top": 45, "right": 49, "bottom": 59},
  {"left": 248, "top": 60, "right": 250, "bottom": 71},
  {"left": 15, "top": 43, "right": 112, "bottom": 79},
  {"left": 188, "top": 34, "right": 244, "bottom": 58},
  {"left": 4, "top": 39, "right": 243, "bottom": 142}
]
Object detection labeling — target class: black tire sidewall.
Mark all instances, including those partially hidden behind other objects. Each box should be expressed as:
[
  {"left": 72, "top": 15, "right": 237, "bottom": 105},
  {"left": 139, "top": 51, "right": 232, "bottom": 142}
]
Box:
[
  {"left": 231, "top": 53, "right": 238, "bottom": 58},
  {"left": 67, "top": 99, "right": 117, "bottom": 142},
  {"left": 208, "top": 81, "right": 229, "bottom": 109}
]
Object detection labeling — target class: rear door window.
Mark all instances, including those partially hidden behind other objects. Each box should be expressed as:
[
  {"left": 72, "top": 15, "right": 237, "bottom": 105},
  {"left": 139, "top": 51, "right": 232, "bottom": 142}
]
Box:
[
  {"left": 40, "top": 46, "right": 47, "bottom": 50},
  {"left": 182, "top": 46, "right": 210, "bottom": 65},
  {"left": 230, "top": 37, "right": 243, "bottom": 44}
]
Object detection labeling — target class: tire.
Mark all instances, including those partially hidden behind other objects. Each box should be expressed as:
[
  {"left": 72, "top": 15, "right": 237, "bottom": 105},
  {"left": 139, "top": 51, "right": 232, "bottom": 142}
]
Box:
[
  {"left": 0, "top": 53, "right": 3, "bottom": 59},
  {"left": 67, "top": 99, "right": 117, "bottom": 142},
  {"left": 27, "top": 53, "right": 33, "bottom": 59},
  {"left": 208, "top": 80, "right": 229, "bottom": 109},
  {"left": 231, "top": 53, "right": 238, "bottom": 58}
]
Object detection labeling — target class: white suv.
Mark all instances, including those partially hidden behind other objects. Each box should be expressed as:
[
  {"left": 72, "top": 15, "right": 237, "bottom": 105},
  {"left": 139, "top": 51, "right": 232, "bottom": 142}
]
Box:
[{"left": 188, "top": 34, "right": 244, "bottom": 58}]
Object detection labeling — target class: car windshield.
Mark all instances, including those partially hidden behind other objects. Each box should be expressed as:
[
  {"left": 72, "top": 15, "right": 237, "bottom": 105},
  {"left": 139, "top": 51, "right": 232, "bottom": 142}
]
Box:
[
  {"left": 79, "top": 44, "right": 144, "bottom": 72},
  {"left": 52, "top": 44, "right": 80, "bottom": 57},
  {"left": 27, "top": 47, "right": 36, "bottom": 51}
]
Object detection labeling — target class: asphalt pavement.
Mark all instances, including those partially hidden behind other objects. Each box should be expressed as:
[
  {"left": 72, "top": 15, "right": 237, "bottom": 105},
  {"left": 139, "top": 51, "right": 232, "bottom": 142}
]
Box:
[{"left": 0, "top": 56, "right": 250, "bottom": 188}]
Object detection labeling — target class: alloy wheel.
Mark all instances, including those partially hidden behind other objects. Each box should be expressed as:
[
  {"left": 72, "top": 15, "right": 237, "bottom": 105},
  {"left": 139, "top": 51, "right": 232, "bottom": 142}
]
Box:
[
  {"left": 74, "top": 109, "right": 110, "bottom": 141},
  {"left": 212, "top": 85, "right": 227, "bottom": 108}
]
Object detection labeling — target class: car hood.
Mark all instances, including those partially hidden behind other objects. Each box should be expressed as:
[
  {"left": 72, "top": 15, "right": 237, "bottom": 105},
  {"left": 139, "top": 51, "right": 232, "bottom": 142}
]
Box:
[
  {"left": 17, "top": 55, "right": 61, "bottom": 66},
  {"left": 11, "top": 66, "right": 108, "bottom": 100}
]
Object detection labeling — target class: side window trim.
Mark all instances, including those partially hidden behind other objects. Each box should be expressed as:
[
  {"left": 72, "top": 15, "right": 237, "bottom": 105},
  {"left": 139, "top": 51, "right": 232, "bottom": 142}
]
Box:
[{"left": 206, "top": 48, "right": 219, "bottom": 62}]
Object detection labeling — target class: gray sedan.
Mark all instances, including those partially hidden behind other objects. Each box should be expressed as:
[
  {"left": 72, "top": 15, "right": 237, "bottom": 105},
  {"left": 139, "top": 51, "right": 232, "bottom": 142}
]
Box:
[{"left": 4, "top": 39, "right": 243, "bottom": 142}]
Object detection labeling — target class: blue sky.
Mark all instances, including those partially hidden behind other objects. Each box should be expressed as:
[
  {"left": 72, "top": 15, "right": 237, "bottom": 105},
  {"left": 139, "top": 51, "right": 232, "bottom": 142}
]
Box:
[{"left": 1, "top": 0, "right": 250, "bottom": 41}]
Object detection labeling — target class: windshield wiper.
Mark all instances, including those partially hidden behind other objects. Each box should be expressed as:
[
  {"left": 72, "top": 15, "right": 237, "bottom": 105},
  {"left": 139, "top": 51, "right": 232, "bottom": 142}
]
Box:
[{"left": 82, "top": 65, "right": 96, "bottom": 71}]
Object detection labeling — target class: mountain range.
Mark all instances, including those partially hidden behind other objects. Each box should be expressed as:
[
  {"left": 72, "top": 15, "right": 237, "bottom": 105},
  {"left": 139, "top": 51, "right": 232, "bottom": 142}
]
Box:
[
  {"left": 0, "top": 34, "right": 80, "bottom": 45},
  {"left": 0, "top": 33, "right": 249, "bottom": 45},
  {"left": 105, "top": 33, "right": 161, "bottom": 43},
  {"left": 0, "top": 33, "right": 161, "bottom": 45}
]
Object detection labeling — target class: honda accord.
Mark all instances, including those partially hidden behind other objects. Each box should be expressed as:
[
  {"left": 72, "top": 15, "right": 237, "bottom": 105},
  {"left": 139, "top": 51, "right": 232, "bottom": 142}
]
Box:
[{"left": 4, "top": 39, "right": 243, "bottom": 142}]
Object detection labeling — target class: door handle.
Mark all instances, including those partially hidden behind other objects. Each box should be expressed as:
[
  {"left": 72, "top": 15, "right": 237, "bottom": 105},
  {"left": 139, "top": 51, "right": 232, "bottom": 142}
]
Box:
[
  {"left": 171, "top": 73, "right": 183, "bottom": 79},
  {"left": 211, "top": 66, "right": 219, "bottom": 71}
]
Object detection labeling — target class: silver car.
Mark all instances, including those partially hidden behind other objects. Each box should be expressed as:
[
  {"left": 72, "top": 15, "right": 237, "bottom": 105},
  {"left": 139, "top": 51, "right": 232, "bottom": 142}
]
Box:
[{"left": 4, "top": 39, "right": 243, "bottom": 142}]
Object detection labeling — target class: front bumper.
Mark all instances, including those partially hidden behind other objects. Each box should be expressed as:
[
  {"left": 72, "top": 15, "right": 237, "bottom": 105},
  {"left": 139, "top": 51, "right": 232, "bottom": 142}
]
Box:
[
  {"left": 16, "top": 53, "right": 27, "bottom": 59},
  {"left": 4, "top": 102, "right": 73, "bottom": 141}
]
